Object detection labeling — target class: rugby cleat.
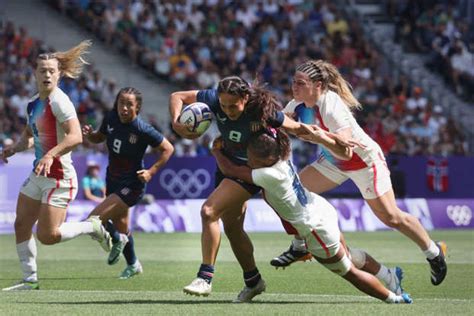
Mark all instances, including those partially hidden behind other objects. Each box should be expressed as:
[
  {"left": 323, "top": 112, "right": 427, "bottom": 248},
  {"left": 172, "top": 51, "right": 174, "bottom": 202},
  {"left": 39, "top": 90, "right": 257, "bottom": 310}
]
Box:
[
  {"left": 400, "top": 293, "right": 413, "bottom": 304},
  {"left": 386, "top": 266, "right": 404, "bottom": 295},
  {"left": 270, "top": 245, "right": 312, "bottom": 268},
  {"left": 119, "top": 261, "right": 143, "bottom": 279},
  {"left": 233, "top": 278, "right": 266, "bottom": 303},
  {"left": 2, "top": 280, "right": 39, "bottom": 291},
  {"left": 108, "top": 233, "right": 129, "bottom": 265},
  {"left": 183, "top": 278, "right": 212, "bottom": 297},
  {"left": 87, "top": 216, "right": 112, "bottom": 252},
  {"left": 427, "top": 241, "right": 447, "bottom": 286}
]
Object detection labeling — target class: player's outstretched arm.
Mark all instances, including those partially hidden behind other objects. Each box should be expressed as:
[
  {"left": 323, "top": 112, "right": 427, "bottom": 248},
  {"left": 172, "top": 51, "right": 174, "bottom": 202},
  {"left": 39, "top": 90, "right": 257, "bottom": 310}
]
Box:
[
  {"left": 297, "top": 124, "right": 356, "bottom": 161},
  {"left": 137, "top": 138, "right": 174, "bottom": 183}
]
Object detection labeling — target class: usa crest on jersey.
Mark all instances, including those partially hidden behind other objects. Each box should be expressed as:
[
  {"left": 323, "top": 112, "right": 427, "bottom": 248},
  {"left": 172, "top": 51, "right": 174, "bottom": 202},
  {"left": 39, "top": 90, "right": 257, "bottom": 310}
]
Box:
[{"left": 129, "top": 133, "right": 138, "bottom": 144}]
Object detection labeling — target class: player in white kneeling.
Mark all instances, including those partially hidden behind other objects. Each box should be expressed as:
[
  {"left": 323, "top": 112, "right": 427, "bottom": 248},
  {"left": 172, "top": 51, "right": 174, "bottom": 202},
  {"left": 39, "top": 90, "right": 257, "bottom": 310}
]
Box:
[{"left": 211, "top": 128, "right": 412, "bottom": 304}]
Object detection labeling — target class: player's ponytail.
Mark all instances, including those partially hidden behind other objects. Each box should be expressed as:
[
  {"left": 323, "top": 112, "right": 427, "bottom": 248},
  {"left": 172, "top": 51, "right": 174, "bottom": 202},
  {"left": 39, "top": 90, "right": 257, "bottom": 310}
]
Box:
[
  {"left": 296, "top": 59, "right": 361, "bottom": 110},
  {"left": 245, "top": 84, "right": 283, "bottom": 126},
  {"left": 38, "top": 40, "right": 92, "bottom": 79}
]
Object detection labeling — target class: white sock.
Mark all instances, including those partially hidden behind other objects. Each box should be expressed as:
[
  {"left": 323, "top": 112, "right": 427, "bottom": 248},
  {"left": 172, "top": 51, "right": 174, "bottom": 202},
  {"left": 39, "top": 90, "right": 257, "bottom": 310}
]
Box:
[
  {"left": 375, "top": 265, "right": 391, "bottom": 285},
  {"left": 16, "top": 238, "right": 38, "bottom": 282},
  {"left": 423, "top": 240, "right": 440, "bottom": 260},
  {"left": 384, "top": 291, "right": 398, "bottom": 303},
  {"left": 58, "top": 222, "right": 94, "bottom": 242},
  {"left": 291, "top": 238, "right": 306, "bottom": 251}
]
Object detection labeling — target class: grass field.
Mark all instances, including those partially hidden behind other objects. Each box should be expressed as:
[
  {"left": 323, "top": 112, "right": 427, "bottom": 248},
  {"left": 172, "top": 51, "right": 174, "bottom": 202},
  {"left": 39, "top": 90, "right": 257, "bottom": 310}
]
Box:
[{"left": 0, "top": 230, "right": 473, "bottom": 315}]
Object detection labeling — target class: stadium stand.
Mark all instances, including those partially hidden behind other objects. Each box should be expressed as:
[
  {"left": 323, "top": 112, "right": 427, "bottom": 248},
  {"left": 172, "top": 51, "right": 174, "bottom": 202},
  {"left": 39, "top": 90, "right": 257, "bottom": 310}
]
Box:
[{"left": 2, "top": 1, "right": 471, "bottom": 167}]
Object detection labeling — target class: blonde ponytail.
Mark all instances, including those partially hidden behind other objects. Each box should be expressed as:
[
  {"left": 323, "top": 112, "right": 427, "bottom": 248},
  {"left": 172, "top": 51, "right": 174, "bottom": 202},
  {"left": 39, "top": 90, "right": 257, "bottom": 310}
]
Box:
[
  {"left": 296, "top": 59, "right": 362, "bottom": 110},
  {"left": 38, "top": 40, "right": 92, "bottom": 79}
]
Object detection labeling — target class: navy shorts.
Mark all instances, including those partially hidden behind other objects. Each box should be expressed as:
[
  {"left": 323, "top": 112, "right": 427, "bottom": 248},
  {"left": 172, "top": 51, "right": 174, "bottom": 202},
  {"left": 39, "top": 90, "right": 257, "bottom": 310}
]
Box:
[
  {"left": 106, "top": 180, "right": 145, "bottom": 207},
  {"left": 215, "top": 167, "right": 261, "bottom": 196}
]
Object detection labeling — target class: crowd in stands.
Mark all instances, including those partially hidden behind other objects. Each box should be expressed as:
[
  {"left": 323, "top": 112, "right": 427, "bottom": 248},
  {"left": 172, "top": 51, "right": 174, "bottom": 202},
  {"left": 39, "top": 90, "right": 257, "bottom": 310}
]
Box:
[
  {"left": 386, "top": 0, "right": 474, "bottom": 102},
  {"left": 2, "top": 1, "right": 469, "bottom": 169}
]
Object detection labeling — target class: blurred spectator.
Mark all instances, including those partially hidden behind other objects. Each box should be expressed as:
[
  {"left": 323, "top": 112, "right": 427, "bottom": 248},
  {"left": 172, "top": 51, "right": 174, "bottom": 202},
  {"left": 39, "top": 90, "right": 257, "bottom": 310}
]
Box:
[{"left": 82, "top": 161, "right": 106, "bottom": 203}]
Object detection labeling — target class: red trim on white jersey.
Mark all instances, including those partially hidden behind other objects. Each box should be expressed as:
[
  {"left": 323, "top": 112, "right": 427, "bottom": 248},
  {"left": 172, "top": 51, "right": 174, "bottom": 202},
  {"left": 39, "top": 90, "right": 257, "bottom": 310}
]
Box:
[
  {"left": 316, "top": 110, "right": 368, "bottom": 171},
  {"left": 262, "top": 191, "right": 299, "bottom": 235},
  {"left": 311, "top": 229, "right": 330, "bottom": 258},
  {"left": 372, "top": 163, "right": 379, "bottom": 197},
  {"left": 43, "top": 99, "right": 64, "bottom": 179},
  {"left": 47, "top": 179, "right": 60, "bottom": 204}
]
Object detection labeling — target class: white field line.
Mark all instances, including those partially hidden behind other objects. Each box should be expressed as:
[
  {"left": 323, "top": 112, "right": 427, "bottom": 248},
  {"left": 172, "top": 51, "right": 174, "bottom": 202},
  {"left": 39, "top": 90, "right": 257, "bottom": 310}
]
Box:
[{"left": 1, "top": 290, "right": 471, "bottom": 303}]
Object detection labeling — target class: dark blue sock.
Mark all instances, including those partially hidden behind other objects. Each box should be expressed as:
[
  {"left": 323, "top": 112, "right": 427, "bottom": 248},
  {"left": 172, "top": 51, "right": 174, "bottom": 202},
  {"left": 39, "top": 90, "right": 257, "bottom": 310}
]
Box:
[
  {"left": 243, "top": 268, "right": 261, "bottom": 288},
  {"left": 123, "top": 232, "right": 137, "bottom": 265},
  {"left": 197, "top": 264, "right": 214, "bottom": 284},
  {"left": 105, "top": 220, "right": 121, "bottom": 243}
]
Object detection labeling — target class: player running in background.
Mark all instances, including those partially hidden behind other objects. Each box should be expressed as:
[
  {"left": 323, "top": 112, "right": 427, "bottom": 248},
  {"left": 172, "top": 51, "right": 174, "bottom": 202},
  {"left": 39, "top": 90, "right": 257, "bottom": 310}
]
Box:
[
  {"left": 82, "top": 87, "right": 174, "bottom": 279},
  {"left": 170, "top": 77, "right": 353, "bottom": 302},
  {"left": 273, "top": 59, "right": 447, "bottom": 286},
  {"left": 1, "top": 40, "right": 111, "bottom": 291},
  {"left": 211, "top": 128, "right": 412, "bottom": 304}
]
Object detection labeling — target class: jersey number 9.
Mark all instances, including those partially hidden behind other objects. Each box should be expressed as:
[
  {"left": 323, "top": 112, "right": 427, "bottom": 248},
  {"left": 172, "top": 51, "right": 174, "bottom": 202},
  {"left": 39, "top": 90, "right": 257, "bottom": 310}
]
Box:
[{"left": 113, "top": 139, "right": 122, "bottom": 153}]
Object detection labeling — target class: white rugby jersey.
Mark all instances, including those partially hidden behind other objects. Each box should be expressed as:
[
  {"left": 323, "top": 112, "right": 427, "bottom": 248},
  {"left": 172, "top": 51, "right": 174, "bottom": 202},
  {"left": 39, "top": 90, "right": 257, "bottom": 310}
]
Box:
[
  {"left": 252, "top": 160, "right": 336, "bottom": 235},
  {"left": 285, "top": 91, "right": 384, "bottom": 171},
  {"left": 26, "top": 87, "right": 77, "bottom": 179}
]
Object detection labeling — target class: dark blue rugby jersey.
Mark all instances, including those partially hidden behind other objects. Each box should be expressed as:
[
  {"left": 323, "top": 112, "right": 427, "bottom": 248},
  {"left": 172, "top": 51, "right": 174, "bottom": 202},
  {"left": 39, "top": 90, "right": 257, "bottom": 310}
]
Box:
[
  {"left": 99, "top": 111, "right": 164, "bottom": 183},
  {"left": 197, "top": 89, "right": 284, "bottom": 163}
]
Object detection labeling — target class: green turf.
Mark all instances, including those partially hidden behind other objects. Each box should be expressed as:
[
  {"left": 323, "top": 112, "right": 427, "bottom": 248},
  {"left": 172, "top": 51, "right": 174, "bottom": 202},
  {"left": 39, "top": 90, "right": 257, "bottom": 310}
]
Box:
[{"left": 0, "top": 231, "right": 473, "bottom": 315}]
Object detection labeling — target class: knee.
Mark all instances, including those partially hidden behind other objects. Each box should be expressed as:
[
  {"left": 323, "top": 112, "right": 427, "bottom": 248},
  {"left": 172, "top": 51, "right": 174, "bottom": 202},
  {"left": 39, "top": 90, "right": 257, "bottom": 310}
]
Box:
[
  {"left": 201, "top": 204, "right": 219, "bottom": 223},
  {"left": 36, "top": 229, "right": 60, "bottom": 245},
  {"left": 378, "top": 210, "right": 404, "bottom": 229}
]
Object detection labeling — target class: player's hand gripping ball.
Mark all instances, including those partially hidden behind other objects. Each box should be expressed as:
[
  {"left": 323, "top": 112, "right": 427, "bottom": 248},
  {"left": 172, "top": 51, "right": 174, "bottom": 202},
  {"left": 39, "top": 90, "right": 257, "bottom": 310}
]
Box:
[{"left": 178, "top": 102, "right": 213, "bottom": 136}]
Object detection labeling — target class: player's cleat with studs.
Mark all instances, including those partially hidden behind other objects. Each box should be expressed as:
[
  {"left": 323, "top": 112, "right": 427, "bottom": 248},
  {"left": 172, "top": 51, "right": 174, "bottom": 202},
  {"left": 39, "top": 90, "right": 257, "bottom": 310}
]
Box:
[
  {"left": 233, "top": 278, "right": 266, "bottom": 303},
  {"left": 386, "top": 266, "right": 404, "bottom": 295},
  {"left": 119, "top": 261, "right": 143, "bottom": 279},
  {"left": 87, "top": 216, "right": 112, "bottom": 252},
  {"left": 400, "top": 293, "right": 413, "bottom": 304},
  {"left": 427, "top": 241, "right": 447, "bottom": 286},
  {"left": 270, "top": 245, "right": 312, "bottom": 268},
  {"left": 183, "top": 278, "right": 212, "bottom": 296},
  {"left": 2, "top": 280, "right": 39, "bottom": 291},
  {"left": 108, "top": 234, "right": 129, "bottom": 265}
]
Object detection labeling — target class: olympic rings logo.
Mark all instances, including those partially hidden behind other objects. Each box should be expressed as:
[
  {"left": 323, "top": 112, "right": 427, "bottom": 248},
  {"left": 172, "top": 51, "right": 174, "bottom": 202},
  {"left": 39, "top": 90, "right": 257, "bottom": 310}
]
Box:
[
  {"left": 159, "top": 168, "right": 211, "bottom": 198},
  {"left": 446, "top": 205, "right": 472, "bottom": 226}
]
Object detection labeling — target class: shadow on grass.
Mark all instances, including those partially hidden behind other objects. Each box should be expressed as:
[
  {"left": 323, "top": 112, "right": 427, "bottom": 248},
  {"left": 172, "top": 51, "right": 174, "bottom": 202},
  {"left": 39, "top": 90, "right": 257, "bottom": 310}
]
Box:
[{"left": 20, "top": 299, "right": 369, "bottom": 305}]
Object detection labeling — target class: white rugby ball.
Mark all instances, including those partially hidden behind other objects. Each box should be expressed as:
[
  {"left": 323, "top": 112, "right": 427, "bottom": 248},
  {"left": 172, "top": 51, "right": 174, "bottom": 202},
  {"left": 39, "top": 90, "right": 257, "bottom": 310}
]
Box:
[{"left": 178, "top": 102, "right": 213, "bottom": 135}]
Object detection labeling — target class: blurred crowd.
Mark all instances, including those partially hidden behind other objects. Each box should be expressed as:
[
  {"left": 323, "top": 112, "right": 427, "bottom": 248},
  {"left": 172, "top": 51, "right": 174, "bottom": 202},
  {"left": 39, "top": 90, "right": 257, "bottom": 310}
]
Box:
[
  {"left": 2, "top": 1, "right": 469, "bottom": 167},
  {"left": 386, "top": 0, "right": 474, "bottom": 102}
]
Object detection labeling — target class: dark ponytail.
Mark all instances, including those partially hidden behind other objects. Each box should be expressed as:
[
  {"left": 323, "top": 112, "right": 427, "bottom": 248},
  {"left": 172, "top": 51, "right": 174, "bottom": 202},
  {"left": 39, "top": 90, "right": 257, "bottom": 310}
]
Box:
[{"left": 245, "top": 85, "right": 282, "bottom": 125}]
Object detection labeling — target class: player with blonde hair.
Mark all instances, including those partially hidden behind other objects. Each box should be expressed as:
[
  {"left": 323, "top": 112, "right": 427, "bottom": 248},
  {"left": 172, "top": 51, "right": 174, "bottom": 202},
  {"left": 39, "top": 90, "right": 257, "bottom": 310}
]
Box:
[
  {"left": 2, "top": 40, "right": 112, "bottom": 291},
  {"left": 272, "top": 59, "right": 447, "bottom": 287}
]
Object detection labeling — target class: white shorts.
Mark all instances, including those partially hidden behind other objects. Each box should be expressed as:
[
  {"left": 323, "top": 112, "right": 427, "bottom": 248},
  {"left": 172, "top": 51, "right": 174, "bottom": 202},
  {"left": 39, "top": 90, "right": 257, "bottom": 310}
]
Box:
[
  {"left": 311, "top": 153, "right": 392, "bottom": 199},
  {"left": 299, "top": 196, "right": 341, "bottom": 259},
  {"left": 20, "top": 172, "right": 78, "bottom": 208}
]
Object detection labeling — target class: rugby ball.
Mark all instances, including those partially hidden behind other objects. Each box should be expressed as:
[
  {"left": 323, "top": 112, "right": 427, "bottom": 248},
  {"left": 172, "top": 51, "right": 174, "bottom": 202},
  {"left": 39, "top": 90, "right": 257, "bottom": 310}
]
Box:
[{"left": 178, "top": 102, "right": 213, "bottom": 135}]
